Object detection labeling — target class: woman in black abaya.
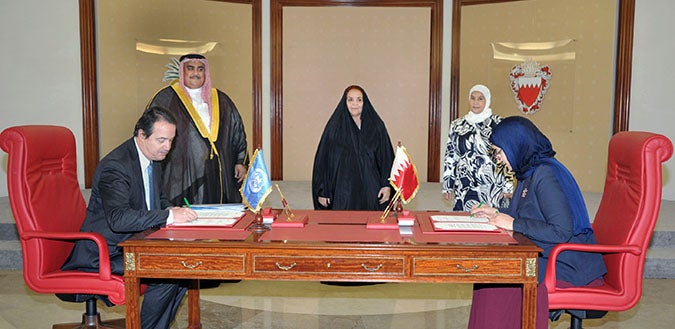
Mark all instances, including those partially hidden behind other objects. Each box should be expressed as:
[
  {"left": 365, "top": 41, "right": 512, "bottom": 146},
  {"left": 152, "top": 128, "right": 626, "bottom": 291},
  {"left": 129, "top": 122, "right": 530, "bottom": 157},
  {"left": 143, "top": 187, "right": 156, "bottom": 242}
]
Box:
[{"left": 312, "top": 85, "right": 395, "bottom": 211}]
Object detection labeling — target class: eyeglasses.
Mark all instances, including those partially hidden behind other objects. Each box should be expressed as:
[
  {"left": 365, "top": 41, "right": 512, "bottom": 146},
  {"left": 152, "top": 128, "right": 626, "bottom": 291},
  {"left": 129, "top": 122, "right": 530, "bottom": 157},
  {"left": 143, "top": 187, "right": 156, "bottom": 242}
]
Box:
[{"left": 489, "top": 147, "right": 503, "bottom": 162}]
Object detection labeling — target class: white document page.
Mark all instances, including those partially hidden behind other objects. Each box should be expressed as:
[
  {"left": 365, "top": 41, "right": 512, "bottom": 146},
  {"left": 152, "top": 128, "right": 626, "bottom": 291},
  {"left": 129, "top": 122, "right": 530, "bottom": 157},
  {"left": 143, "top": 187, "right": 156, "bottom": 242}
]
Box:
[
  {"left": 170, "top": 204, "right": 245, "bottom": 226},
  {"left": 432, "top": 222, "right": 498, "bottom": 231},
  {"left": 430, "top": 215, "right": 489, "bottom": 223},
  {"left": 191, "top": 204, "right": 245, "bottom": 219},
  {"left": 170, "top": 217, "right": 239, "bottom": 227}
]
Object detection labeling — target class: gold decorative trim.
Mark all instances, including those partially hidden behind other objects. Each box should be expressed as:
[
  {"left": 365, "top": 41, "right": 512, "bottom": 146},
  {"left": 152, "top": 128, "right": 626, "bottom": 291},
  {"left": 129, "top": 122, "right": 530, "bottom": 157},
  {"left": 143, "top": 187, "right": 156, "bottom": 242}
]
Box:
[
  {"left": 526, "top": 258, "right": 537, "bottom": 277},
  {"left": 125, "top": 252, "right": 136, "bottom": 271}
]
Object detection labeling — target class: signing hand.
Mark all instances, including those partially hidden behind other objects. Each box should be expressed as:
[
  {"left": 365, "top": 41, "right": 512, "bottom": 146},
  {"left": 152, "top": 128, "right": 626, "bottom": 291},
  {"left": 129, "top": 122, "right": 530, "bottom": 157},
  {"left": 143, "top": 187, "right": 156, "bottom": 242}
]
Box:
[
  {"left": 470, "top": 204, "right": 514, "bottom": 231},
  {"left": 171, "top": 207, "right": 198, "bottom": 224}
]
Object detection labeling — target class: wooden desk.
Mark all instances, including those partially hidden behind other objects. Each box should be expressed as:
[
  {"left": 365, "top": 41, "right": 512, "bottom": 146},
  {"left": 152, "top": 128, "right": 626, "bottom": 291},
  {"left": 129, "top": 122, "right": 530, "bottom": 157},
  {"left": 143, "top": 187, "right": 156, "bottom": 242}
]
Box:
[{"left": 121, "top": 211, "right": 541, "bottom": 329}]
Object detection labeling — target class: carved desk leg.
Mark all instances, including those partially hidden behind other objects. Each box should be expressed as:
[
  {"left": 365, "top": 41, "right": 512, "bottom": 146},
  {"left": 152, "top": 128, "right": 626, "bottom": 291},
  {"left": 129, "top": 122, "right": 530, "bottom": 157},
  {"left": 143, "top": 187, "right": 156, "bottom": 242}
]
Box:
[
  {"left": 522, "top": 281, "right": 537, "bottom": 329},
  {"left": 522, "top": 256, "right": 538, "bottom": 329},
  {"left": 186, "top": 279, "right": 202, "bottom": 329},
  {"left": 124, "top": 275, "right": 141, "bottom": 329}
]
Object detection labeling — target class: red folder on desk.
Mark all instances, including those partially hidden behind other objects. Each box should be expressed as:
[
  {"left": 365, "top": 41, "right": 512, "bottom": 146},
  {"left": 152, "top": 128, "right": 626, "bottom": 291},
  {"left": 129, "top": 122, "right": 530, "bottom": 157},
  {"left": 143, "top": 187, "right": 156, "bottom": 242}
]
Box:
[
  {"left": 411, "top": 225, "right": 517, "bottom": 244},
  {"left": 164, "top": 214, "right": 254, "bottom": 231},
  {"left": 271, "top": 214, "right": 309, "bottom": 228},
  {"left": 146, "top": 227, "right": 252, "bottom": 241},
  {"left": 418, "top": 213, "right": 501, "bottom": 234},
  {"left": 366, "top": 215, "right": 398, "bottom": 229},
  {"left": 410, "top": 212, "right": 516, "bottom": 244}
]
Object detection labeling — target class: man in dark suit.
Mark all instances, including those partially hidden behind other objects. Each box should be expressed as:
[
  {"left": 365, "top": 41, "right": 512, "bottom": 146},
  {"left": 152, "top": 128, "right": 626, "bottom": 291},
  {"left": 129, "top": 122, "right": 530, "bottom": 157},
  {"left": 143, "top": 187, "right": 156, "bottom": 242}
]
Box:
[{"left": 62, "top": 106, "right": 198, "bottom": 329}]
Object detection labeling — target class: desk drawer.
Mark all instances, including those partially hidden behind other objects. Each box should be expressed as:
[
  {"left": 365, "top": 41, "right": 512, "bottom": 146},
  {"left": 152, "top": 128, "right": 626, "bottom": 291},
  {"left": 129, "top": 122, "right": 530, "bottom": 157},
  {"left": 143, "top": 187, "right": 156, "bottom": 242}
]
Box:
[
  {"left": 413, "top": 257, "right": 524, "bottom": 277},
  {"left": 253, "top": 255, "right": 405, "bottom": 275},
  {"left": 137, "top": 252, "right": 246, "bottom": 274}
]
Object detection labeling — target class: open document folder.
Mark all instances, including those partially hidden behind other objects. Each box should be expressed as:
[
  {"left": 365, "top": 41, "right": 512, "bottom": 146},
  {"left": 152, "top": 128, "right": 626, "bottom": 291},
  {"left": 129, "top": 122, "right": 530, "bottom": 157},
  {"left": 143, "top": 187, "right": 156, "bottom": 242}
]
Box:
[
  {"left": 170, "top": 204, "right": 246, "bottom": 227},
  {"left": 429, "top": 214, "right": 499, "bottom": 232}
]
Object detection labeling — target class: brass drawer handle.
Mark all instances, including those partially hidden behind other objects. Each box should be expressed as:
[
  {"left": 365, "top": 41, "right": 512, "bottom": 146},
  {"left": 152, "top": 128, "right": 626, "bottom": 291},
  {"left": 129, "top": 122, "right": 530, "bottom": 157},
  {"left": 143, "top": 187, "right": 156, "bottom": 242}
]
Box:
[
  {"left": 456, "top": 264, "right": 479, "bottom": 272},
  {"left": 180, "top": 260, "right": 203, "bottom": 269},
  {"left": 361, "top": 263, "right": 383, "bottom": 272},
  {"left": 275, "top": 262, "right": 297, "bottom": 271}
]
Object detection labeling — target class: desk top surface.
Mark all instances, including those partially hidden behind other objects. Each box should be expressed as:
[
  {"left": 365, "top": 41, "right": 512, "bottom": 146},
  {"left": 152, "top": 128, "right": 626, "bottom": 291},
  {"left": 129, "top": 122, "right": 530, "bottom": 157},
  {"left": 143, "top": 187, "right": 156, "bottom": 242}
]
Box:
[{"left": 121, "top": 210, "right": 539, "bottom": 252}]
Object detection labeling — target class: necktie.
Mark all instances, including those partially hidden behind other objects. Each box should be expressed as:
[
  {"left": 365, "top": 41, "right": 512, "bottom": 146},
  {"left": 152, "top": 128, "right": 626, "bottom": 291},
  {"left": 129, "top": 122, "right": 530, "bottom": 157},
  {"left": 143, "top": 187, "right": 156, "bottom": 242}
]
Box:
[{"left": 147, "top": 162, "right": 156, "bottom": 210}]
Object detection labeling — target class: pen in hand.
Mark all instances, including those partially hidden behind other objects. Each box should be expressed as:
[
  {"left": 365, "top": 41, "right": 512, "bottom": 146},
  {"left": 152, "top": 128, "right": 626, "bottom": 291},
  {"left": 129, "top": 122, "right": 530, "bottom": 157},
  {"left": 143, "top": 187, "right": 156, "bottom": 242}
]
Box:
[
  {"left": 470, "top": 201, "right": 485, "bottom": 217},
  {"left": 183, "top": 197, "right": 192, "bottom": 208}
]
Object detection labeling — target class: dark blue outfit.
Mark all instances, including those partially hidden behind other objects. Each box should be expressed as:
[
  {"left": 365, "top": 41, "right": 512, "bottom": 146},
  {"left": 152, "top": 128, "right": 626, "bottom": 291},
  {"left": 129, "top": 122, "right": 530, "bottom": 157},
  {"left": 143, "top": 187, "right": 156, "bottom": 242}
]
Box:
[
  {"left": 468, "top": 116, "right": 606, "bottom": 329},
  {"left": 62, "top": 138, "right": 187, "bottom": 329},
  {"left": 508, "top": 164, "right": 606, "bottom": 285}
]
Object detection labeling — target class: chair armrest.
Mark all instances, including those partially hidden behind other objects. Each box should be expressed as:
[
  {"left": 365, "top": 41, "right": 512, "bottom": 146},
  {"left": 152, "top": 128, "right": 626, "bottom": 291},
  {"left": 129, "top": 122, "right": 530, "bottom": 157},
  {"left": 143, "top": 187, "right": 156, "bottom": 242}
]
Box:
[
  {"left": 544, "top": 243, "right": 641, "bottom": 292},
  {"left": 21, "top": 231, "right": 113, "bottom": 281}
]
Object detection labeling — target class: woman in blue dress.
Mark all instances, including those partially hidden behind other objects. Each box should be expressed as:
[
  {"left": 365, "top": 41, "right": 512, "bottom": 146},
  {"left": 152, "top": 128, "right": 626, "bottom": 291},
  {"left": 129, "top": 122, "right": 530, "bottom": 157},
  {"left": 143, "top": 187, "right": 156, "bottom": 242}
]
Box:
[{"left": 468, "top": 116, "right": 607, "bottom": 329}]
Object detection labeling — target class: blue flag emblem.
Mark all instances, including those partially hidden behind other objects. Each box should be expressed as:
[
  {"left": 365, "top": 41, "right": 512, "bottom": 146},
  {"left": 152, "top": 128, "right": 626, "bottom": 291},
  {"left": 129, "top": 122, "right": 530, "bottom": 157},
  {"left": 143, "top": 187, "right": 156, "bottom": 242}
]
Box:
[{"left": 240, "top": 149, "right": 272, "bottom": 213}]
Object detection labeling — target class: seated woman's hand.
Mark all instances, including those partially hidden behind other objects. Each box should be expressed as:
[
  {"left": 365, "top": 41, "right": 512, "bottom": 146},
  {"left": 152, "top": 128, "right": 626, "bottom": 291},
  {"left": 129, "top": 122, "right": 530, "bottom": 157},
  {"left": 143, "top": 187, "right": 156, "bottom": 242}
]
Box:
[
  {"left": 470, "top": 205, "right": 514, "bottom": 231},
  {"left": 488, "top": 212, "right": 514, "bottom": 231},
  {"left": 470, "top": 204, "right": 497, "bottom": 219}
]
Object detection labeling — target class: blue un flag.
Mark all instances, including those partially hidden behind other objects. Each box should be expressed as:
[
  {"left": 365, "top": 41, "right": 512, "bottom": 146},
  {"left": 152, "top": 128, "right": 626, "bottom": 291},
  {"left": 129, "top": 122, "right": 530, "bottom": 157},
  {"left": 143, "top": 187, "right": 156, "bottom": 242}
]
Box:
[{"left": 240, "top": 149, "right": 272, "bottom": 213}]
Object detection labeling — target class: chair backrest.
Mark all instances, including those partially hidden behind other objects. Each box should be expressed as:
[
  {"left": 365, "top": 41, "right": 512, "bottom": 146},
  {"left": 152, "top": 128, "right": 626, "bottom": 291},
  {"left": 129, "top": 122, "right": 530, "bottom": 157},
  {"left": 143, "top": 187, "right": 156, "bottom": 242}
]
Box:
[
  {"left": 0, "top": 126, "right": 87, "bottom": 283},
  {"left": 592, "top": 131, "right": 673, "bottom": 307}
]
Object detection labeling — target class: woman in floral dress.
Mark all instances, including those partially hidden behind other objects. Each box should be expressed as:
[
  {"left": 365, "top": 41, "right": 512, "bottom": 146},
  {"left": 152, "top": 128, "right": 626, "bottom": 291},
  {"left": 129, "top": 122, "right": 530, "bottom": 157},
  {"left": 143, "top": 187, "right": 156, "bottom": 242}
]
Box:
[{"left": 442, "top": 84, "right": 513, "bottom": 211}]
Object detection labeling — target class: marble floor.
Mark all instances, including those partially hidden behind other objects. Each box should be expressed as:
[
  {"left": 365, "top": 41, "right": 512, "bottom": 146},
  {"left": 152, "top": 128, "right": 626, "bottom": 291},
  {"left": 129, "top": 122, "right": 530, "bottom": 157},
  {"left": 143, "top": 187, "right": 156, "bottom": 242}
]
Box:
[{"left": 1, "top": 270, "right": 674, "bottom": 329}]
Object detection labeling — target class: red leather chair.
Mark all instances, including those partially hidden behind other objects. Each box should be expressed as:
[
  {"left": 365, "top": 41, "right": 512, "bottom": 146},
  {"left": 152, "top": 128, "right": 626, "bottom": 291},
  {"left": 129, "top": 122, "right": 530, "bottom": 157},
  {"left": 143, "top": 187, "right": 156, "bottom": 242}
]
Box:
[
  {"left": 545, "top": 131, "right": 673, "bottom": 329},
  {"left": 1, "top": 125, "right": 126, "bottom": 329}
]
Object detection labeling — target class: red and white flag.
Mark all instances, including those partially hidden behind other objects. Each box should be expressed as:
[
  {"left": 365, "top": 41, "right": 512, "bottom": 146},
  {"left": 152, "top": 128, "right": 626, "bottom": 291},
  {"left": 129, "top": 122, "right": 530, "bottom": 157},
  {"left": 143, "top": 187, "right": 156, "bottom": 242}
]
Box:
[{"left": 389, "top": 145, "right": 419, "bottom": 204}]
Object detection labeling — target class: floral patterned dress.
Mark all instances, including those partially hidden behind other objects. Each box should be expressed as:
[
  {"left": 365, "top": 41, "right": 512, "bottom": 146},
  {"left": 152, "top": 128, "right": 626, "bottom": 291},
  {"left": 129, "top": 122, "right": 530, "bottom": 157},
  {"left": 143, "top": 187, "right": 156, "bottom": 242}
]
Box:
[{"left": 442, "top": 114, "right": 514, "bottom": 211}]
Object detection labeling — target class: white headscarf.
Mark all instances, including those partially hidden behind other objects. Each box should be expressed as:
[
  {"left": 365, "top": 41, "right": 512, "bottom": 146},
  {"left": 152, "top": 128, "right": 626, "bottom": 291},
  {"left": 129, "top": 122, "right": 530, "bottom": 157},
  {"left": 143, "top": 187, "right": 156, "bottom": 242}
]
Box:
[{"left": 464, "top": 84, "right": 493, "bottom": 124}]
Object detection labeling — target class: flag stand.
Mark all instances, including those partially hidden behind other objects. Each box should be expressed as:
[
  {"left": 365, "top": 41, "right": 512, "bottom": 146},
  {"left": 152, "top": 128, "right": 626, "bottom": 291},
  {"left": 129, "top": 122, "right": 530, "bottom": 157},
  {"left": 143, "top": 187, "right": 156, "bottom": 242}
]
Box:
[
  {"left": 248, "top": 211, "right": 270, "bottom": 233},
  {"left": 380, "top": 189, "right": 402, "bottom": 221},
  {"left": 395, "top": 199, "right": 403, "bottom": 214},
  {"left": 275, "top": 184, "right": 295, "bottom": 220},
  {"left": 386, "top": 142, "right": 419, "bottom": 219},
  {"left": 240, "top": 148, "right": 272, "bottom": 233}
]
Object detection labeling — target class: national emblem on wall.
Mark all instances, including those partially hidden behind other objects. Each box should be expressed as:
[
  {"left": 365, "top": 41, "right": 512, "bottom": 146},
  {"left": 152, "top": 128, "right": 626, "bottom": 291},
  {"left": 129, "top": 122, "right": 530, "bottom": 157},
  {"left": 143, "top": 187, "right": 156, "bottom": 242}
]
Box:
[{"left": 509, "top": 58, "right": 552, "bottom": 114}]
